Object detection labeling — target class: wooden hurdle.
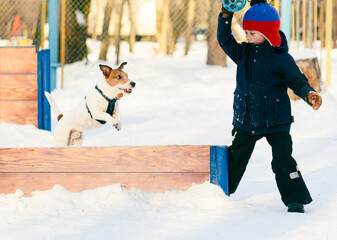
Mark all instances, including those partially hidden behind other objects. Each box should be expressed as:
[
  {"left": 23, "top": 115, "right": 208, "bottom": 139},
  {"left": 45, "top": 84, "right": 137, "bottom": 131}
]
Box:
[
  {"left": 0, "top": 47, "right": 38, "bottom": 126},
  {"left": 0, "top": 145, "right": 228, "bottom": 196}
]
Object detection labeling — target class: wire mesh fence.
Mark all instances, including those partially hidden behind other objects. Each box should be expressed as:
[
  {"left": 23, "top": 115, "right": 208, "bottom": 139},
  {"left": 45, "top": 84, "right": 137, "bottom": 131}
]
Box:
[
  {"left": 0, "top": 0, "right": 42, "bottom": 46},
  {"left": 0, "top": 0, "right": 335, "bottom": 83},
  {"left": 0, "top": 0, "right": 233, "bottom": 64}
]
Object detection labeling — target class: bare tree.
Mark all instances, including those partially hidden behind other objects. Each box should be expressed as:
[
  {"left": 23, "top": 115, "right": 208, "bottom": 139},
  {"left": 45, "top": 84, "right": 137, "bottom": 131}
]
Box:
[
  {"left": 115, "top": 0, "right": 126, "bottom": 65},
  {"left": 91, "top": 0, "right": 100, "bottom": 40},
  {"left": 127, "top": 0, "right": 136, "bottom": 53},
  {"left": 156, "top": 0, "right": 169, "bottom": 54},
  {"left": 185, "top": 0, "right": 196, "bottom": 55},
  {"left": 207, "top": 0, "right": 227, "bottom": 66},
  {"left": 99, "top": 0, "right": 115, "bottom": 61}
]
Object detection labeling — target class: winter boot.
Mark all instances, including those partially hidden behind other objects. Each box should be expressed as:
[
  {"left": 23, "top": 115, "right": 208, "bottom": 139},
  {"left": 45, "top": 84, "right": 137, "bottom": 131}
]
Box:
[{"left": 287, "top": 203, "right": 304, "bottom": 213}]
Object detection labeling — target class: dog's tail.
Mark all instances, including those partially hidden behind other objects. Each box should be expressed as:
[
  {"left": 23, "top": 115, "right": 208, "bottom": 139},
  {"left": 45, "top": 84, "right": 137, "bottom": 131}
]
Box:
[{"left": 44, "top": 91, "right": 63, "bottom": 121}]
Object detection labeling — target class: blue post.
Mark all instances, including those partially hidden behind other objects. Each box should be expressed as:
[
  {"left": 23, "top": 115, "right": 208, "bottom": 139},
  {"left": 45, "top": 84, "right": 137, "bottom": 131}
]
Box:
[
  {"left": 48, "top": 0, "right": 60, "bottom": 90},
  {"left": 280, "top": 0, "right": 292, "bottom": 42},
  {"left": 210, "top": 146, "right": 229, "bottom": 195},
  {"left": 37, "top": 50, "right": 51, "bottom": 131}
]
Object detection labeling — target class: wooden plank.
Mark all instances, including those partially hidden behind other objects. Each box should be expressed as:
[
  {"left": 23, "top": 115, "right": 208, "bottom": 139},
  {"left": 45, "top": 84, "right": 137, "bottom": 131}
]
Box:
[
  {"left": 0, "top": 172, "right": 210, "bottom": 196},
  {"left": 0, "top": 74, "right": 37, "bottom": 100},
  {"left": 0, "top": 146, "right": 210, "bottom": 173},
  {"left": 0, "top": 100, "right": 37, "bottom": 126},
  {"left": 0, "top": 47, "right": 37, "bottom": 74}
]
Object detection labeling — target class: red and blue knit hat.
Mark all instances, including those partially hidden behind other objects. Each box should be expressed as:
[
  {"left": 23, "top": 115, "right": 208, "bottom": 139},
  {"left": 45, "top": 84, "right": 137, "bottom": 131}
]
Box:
[{"left": 242, "top": 1, "right": 281, "bottom": 46}]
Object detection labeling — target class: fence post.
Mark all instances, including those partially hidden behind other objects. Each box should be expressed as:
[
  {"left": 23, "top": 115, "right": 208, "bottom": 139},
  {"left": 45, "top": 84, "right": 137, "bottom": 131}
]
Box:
[
  {"left": 210, "top": 146, "right": 229, "bottom": 195},
  {"left": 326, "top": 0, "right": 332, "bottom": 87},
  {"left": 37, "top": 50, "right": 51, "bottom": 131},
  {"left": 48, "top": 0, "right": 60, "bottom": 90},
  {"left": 281, "top": 0, "right": 292, "bottom": 42}
]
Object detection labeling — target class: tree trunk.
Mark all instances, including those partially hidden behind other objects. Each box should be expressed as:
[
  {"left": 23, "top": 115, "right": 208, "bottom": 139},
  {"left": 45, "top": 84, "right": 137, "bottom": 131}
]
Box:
[
  {"left": 185, "top": 0, "right": 196, "bottom": 55},
  {"left": 115, "top": 0, "right": 126, "bottom": 65},
  {"left": 127, "top": 0, "right": 136, "bottom": 53},
  {"left": 206, "top": 0, "right": 227, "bottom": 66},
  {"left": 91, "top": 0, "right": 100, "bottom": 40},
  {"left": 156, "top": 0, "right": 169, "bottom": 54},
  {"left": 167, "top": 7, "right": 176, "bottom": 55},
  {"left": 155, "top": 0, "right": 164, "bottom": 45},
  {"left": 98, "top": 0, "right": 115, "bottom": 61}
]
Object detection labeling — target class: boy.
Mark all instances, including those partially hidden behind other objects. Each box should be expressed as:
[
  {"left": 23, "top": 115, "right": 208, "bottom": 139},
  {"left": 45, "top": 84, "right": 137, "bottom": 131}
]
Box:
[{"left": 217, "top": 0, "right": 322, "bottom": 213}]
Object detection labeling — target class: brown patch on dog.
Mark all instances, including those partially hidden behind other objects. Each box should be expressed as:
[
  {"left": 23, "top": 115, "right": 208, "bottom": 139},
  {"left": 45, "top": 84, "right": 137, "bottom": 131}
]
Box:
[
  {"left": 99, "top": 62, "right": 131, "bottom": 88},
  {"left": 99, "top": 65, "right": 112, "bottom": 78},
  {"left": 57, "top": 114, "right": 64, "bottom": 121}
]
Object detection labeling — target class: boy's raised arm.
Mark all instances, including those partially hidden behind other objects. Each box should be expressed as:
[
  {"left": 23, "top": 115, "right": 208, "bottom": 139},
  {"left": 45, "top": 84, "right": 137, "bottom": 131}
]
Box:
[{"left": 221, "top": 6, "right": 234, "bottom": 18}]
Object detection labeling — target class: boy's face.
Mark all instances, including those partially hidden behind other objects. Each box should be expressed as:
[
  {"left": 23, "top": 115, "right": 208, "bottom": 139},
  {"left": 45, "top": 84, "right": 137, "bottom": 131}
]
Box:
[{"left": 245, "top": 30, "right": 266, "bottom": 44}]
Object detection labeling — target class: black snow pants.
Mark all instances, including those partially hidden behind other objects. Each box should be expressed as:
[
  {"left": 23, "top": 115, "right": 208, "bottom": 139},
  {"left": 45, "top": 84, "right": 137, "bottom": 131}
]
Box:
[{"left": 228, "top": 127, "right": 312, "bottom": 206}]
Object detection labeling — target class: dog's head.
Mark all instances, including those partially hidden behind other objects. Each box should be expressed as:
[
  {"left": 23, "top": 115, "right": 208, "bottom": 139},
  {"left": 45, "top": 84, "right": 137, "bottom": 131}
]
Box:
[{"left": 99, "top": 62, "right": 136, "bottom": 96}]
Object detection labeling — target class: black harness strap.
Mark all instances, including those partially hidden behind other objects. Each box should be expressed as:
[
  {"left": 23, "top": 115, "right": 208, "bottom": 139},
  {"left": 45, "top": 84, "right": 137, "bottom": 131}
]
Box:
[{"left": 85, "top": 85, "right": 118, "bottom": 124}]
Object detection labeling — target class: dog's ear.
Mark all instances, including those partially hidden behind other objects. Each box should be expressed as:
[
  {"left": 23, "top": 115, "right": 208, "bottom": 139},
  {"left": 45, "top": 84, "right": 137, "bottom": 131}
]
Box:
[
  {"left": 117, "top": 62, "right": 127, "bottom": 71},
  {"left": 99, "top": 64, "right": 112, "bottom": 77}
]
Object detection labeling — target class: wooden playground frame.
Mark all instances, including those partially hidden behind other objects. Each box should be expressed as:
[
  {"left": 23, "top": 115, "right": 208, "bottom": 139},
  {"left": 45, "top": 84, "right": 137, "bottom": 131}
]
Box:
[
  {"left": 0, "top": 46, "right": 228, "bottom": 197},
  {"left": 0, "top": 145, "right": 228, "bottom": 196},
  {"left": 1, "top": 0, "right": 335, "bottom": 196},
  {"left": 0, "top": 146, "right": 207, "bottom": 195}
]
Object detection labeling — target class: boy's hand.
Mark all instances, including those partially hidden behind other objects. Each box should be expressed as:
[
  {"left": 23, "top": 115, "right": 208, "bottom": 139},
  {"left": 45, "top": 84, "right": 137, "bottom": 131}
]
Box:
[
  {"left": 221, "top": 6, "right": 234, "bottom": 17},
  {"left": 307, "top": 91, "right": 322, "bottom": 110}
]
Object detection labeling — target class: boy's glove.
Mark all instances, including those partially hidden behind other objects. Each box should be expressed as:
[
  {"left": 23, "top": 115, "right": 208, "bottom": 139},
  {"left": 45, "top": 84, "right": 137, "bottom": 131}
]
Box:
[
  {"left": 250, "top": 0, "right": 267, "bottom": 6},
  {"left": 221, "top": 6, "right": 234, "bottom": 17},
  {"left": 307, "top": 91, "right": 322, "bottom": 110}
]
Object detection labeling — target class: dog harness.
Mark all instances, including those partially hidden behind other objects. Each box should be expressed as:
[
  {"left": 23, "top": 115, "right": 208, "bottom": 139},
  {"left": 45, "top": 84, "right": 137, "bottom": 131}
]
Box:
[{"left": 85, "top": 85, "right": 118, "bottom": 124}]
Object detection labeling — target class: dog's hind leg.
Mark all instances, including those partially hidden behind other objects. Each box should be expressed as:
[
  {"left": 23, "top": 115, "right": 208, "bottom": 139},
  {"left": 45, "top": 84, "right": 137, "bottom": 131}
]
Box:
[
  {"left": 67, "top": 130, "right": 83, "bottom": 146},
  {"left": 54, "top": 123, "right": 74, "bottom": 147}
]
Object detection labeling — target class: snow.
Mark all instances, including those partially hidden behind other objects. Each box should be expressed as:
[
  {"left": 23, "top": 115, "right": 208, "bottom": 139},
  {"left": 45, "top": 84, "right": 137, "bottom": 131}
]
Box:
[
  {"left": 291, "top": 48, "right": 318, "bottom": 60},
  {"left": 1, "top": 40, "right": 337, "bottom": 239}
]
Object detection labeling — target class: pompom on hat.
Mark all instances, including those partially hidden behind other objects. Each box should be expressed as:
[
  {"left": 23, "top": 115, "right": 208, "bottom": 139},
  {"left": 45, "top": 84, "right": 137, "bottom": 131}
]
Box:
[{"left": 242, "top": 0, "right": 281, "bottom": 47}]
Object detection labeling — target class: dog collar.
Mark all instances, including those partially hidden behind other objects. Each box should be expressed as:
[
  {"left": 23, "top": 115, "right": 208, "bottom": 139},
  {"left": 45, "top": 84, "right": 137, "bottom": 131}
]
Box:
[{"left": 95, "top": 85, "right": 120, "bottom": 101}]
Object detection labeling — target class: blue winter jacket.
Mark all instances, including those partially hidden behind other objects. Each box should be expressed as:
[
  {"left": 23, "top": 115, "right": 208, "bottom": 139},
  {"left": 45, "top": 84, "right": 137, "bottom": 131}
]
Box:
[{"left": 217, "top": 14, "right": 315, "bottom": 135}]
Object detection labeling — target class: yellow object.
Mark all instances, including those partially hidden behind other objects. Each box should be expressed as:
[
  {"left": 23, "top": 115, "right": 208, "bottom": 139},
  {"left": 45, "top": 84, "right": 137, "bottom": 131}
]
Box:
[
  {"left": 60, "top": 0, "right": 66, "bottom": 88},
  {"left": 18, "top": 38, "right": 32, "bottom": 46},
  {"left": 273, "top": 0, "right": 279, "bottom": 13},
  {"left": 313, "top": 0, "right": 317, "bottom": 48},
  {"left": 326, "top": 0, "right": 332, "bottom": 87},
  {"left": 41, "top": 0, "right": 46, "bottom": 49}
]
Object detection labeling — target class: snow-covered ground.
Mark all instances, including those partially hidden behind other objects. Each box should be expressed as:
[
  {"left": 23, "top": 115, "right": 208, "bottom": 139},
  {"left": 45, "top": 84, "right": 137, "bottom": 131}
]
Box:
[{"left": 1, "top": 40, "right": 336, "bottom": 240}]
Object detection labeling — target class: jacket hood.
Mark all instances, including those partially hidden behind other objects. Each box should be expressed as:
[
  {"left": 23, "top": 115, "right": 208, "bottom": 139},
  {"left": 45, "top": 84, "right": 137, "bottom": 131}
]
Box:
[{"left": 276, "top": 30, "right": 288, "bottom": 52}]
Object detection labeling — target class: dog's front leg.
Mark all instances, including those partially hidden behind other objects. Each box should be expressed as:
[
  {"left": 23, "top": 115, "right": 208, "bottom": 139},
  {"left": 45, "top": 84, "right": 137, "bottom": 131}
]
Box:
[
  {"left": 92, "top": 111, "right": 119, "bottom": 128},
  {"left": 112, "top": 101, "right": 122, "bottom": 131}
]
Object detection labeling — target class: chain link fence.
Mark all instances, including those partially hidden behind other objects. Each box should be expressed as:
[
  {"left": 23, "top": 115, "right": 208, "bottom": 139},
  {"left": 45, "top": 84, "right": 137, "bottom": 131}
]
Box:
[
  {"left": 1, "top": 0, "right": 245, "bottom": 65},
  {"left": 0, "top": 0, "right": 42, "bottom": 46},
  {"left": 1, "top": 0, "right": 336, "bottom": 63}
]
